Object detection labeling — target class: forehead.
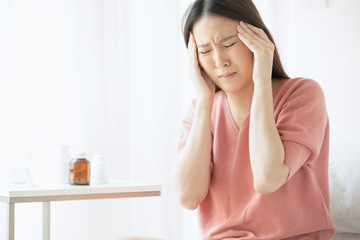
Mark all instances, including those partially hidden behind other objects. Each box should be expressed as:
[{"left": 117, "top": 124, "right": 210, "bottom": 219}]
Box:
[{"left": 192, "top": 15, "right": 238, "bottom": 44}]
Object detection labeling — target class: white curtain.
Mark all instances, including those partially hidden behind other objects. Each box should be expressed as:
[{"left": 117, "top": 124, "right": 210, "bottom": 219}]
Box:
[
  {"left": 0, "top": 0, "right": 184, "bottom": 239},
  {"left": 89, "top": 0, "right": 184, "bottom": 239}
]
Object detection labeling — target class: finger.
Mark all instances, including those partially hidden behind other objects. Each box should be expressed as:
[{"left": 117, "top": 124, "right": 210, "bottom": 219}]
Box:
[
  {"left": 237, "top": 26, "right": 264, "bottom": 48},
  {"left": 190, "top": 33, "right": 197, "bottom": 60},
  {"left": 240, "top": 22, "right": 267, "bottom": 39},
  {"left": 237, "top": 28, "right": 264, "bottom": 52},
  {"left": 244, "top": 24, "right": 275, "bottom": 50},
  {"left": 188, "top": 33, "right": 195, "bottom": 61},
  {"left": 237, "top": 22, "right": 267, "bottom": 47},
  {"left": 188, "top": 32, "right": 193, "bottom": 53},
  {"left": 245, "top": 24, "right": 268, "bottom": 38},
  {"left": 188, "top": 33, "right": 201, "bottom": 71},
  {"left": 192, "top": 33, "right": 199, "bottom": 52}
]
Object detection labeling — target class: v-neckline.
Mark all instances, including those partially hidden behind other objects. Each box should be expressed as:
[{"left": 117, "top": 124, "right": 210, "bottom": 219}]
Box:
[
  {"left": 222, "top": 91, "right": 250, "bottom": 133},
  {"left": 221, "top": 79, "right": 286, "bottom": 133}
]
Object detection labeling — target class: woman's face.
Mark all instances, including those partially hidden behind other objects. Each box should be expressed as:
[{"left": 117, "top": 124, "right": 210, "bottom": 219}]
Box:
[{"left": 192, "top": 15, "right": 254, "bottom": 93}]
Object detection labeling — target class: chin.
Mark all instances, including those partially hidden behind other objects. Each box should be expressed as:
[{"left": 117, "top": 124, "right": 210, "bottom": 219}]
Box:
[{"left": 219, "top": 83, "right": 249, "bottom": 94}]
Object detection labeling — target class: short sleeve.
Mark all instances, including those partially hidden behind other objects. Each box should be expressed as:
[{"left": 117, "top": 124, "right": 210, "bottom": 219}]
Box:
[{"left": 276, "top": 79, "right": 329, "bottom": 181}]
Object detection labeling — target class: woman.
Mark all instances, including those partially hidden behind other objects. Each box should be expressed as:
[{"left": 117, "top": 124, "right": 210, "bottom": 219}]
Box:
[{"left": 171, "top": 0, "right": 336, "bottom": 239}]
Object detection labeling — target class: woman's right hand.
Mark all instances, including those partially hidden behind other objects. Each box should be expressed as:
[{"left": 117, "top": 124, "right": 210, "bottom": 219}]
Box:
[{"left": 188, "top": 32, "right": 216, "bottom": 100}]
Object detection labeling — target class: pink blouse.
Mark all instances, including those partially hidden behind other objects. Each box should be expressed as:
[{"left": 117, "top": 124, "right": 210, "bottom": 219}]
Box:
[{"left": 177, "top": 77, "right": 336, "bottom": 239}]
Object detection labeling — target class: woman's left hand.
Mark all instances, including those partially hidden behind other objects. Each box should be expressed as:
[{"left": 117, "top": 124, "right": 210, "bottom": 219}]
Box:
[{"left": 237, "top": 21, "right": 274, "bottom": 85}]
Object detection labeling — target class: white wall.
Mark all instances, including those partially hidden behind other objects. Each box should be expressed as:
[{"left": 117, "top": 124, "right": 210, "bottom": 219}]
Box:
[
  {"left": 0, "top": 0, "right": 92, "bottom": 239},
  {"left": 88, "top": 0, "right": 183, "bottom": 239},
  {"left": 257, "top": 0, "right": 360, "bottom": 166}
]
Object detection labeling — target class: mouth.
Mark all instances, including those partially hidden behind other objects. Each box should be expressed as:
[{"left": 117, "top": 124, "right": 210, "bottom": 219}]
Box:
[{"left": 219, "top": 72, "right": 236, "bottom": 80}]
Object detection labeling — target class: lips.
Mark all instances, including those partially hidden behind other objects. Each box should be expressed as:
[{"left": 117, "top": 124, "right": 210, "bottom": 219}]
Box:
[{"left": 219, "top": 72, "right": 236, "bottom": 79}]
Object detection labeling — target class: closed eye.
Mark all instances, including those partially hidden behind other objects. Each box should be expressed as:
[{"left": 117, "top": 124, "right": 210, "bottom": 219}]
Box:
[
  {"left": 199, "top": 49, "right": 211, "bottom": 55},
  {"left": 199, "top": 42, "right": 236, "bottom": 54},
  {"left": 225, "top": 42, "right": 236, "bottom": 48}
]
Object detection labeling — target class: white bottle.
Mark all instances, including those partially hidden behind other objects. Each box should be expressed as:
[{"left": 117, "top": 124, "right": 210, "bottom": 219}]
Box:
[
  {"left": 57, "top": 145, "right": 71, "bottom": 184},
  {"left": 91, "top": 154, "right": 108, "bottom": 184}
]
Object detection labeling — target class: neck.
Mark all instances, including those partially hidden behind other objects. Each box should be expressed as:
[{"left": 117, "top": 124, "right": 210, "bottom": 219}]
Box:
[{"left": 225, "top": 80, "right": 254, "bottom": 112}]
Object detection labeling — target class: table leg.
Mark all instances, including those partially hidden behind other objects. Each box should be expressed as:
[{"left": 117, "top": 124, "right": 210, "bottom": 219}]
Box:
[
  {"left": 43, "top": 202, "right": 50, "bottom": 240},
  {"left": 7, "top": 203, "right": 15, "bottom": 240}
]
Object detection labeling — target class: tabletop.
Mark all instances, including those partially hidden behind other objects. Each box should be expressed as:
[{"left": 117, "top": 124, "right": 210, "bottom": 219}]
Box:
[{"left": 0, "top": 178, "right": 162, "bottom": 203}]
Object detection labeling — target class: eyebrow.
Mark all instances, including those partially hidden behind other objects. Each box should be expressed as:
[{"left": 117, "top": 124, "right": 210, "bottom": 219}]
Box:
[{"left": 197, "top": 35, "right": 237, "bottom": 48}]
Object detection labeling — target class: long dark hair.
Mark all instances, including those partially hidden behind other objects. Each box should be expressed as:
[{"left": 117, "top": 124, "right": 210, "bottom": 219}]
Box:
[{"left": 182, "top": 0, "right": 290, "bottom": 83}]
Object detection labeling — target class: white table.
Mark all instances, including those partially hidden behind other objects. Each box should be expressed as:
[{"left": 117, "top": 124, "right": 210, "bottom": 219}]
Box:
[{"left": 0, "top": 179, "right": 162, "bottom": 240}]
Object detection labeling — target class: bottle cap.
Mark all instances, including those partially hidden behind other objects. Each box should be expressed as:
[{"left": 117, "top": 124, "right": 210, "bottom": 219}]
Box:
[{"left": 74, "top": 152, "right": 87, "bottom": 159}]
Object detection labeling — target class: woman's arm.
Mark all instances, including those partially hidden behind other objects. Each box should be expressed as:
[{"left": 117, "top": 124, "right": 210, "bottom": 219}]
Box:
[
  {"left": 171, "top": 32, "right": 215, "bottom": 210},
  {"left": 249, "top": 82, "right": 289, "bottom": 194},
  {"left": 171, "top": 98, "right": 213, "bottom": 210},
  {"left": 237, "top": 21, "right": 289, "bottom": 194}
]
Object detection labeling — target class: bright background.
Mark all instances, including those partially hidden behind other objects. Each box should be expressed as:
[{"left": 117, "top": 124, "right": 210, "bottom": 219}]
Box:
[{"left": 0, "top": 0, "right": 359, "bottom": 239}]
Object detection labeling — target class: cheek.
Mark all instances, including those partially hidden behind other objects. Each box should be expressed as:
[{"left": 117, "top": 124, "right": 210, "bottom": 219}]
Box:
[
  {"left": 198, "top": 57, "right": 213, "bottom": 72},
  {"left": 231, "top": 46, "right": 253, "bottom": 67}
]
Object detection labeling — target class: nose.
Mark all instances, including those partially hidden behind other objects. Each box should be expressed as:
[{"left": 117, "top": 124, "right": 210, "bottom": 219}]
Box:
[{"left": 213, "top": 50, "right": 230, "bottom": 68}]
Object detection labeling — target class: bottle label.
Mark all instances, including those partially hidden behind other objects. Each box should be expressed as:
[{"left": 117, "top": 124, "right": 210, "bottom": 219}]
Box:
[{"left": 69, "top": 160, "right": 90, "bottom": 185}]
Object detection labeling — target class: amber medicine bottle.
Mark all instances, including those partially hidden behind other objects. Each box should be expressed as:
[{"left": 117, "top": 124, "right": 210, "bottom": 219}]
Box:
[{"left": 69, "top": 152, "right": 90, "bottom": 185}]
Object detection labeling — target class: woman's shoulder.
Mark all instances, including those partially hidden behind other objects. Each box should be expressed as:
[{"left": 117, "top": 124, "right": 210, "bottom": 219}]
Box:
[
  {"left": 275, "top": 77, "right": 325, "bottom": 100},
  {"left": 274, "top": 77, "right": 327, "bottom": 113},
  {"left": 278, "top": 77, "right": 323, "bottom": 91}
]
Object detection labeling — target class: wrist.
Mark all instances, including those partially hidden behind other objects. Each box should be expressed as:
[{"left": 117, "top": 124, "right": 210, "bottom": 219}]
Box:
[
  {"left": 196, "top": 97, "right": 214, "bottom": 112},
  {"left": 253, "top": 80, "right": 272, "bottom": 90},
  {"left": 197, "top": 94, "right": 214, "bottom": 103}
]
